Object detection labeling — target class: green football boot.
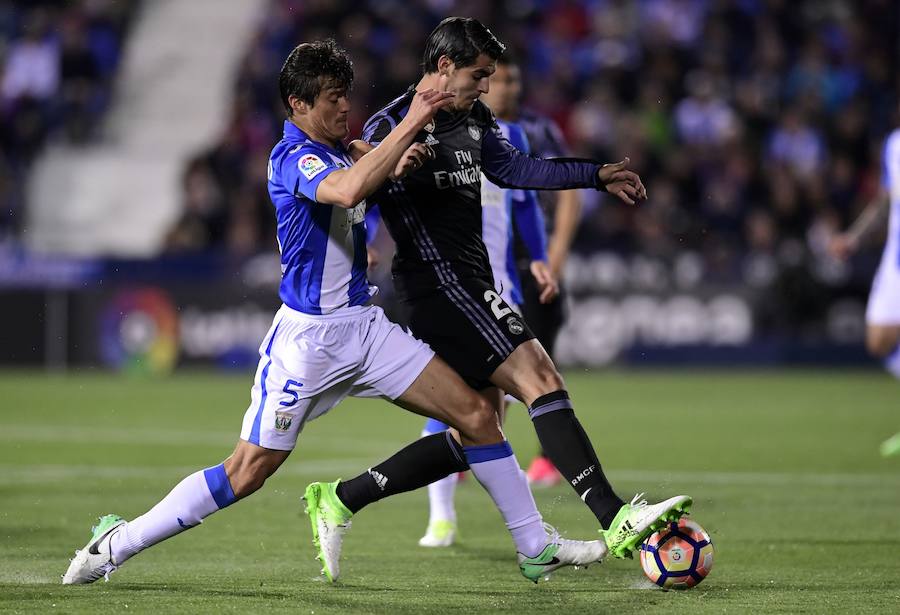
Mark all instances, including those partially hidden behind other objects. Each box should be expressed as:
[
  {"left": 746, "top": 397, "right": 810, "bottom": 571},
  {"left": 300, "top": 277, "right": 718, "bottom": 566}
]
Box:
[
  {"left": 418, "top": 519, "right": 457, "bottom": 548},
  {"left": 602, "top": 493, "right": 692, "bottom": 559},
  {"left": 303, "top": 481, "right": 353, "bottom": 582}
]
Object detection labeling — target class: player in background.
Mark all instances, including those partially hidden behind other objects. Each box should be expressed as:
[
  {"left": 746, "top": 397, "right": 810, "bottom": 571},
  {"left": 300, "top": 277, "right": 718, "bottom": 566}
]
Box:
[
  {"left": 62, "top": 40, "right": 610, "bottom": 586},
  {"left": 417, "top": 84, "right": 558, "bottom": 547},
  {"left": 510, "top": 55, "right": 583, "bottom": 487},
  {"left": 829, "top": 126, "right": 900, "bottom": 457},
  {"left": 305, "top": 18, "right": 691, "bottom": 576}
]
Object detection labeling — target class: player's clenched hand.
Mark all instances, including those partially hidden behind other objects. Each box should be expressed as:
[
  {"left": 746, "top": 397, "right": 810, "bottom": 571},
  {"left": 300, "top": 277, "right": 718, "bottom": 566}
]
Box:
[
  {"left": 530, "top": 260, "right": 559, "bottom": 304},
  {"left": 348, "top": 139, "right": 374, "bottom": 162},
  {"left": 597, "top": 157, "right": 647, "bottom": 206},
  {"left": 405, "top": 89, "right": 454, "bottom": 129},
  {"left": 390, "top": 143, "right": 435, "bottom": 181}
]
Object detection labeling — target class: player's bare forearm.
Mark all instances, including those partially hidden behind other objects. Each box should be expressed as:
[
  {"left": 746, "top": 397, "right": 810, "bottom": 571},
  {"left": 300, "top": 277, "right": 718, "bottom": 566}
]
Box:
[
  {"left": 348, "top": 140, "right": 434, "bottom": 182},
  {"left": 317, "top": 90, "right": 452, "bottom": 208},
  {"left": 847, "top": 193, "right": 890, "bottom": 245},
  {"left": 548, "top": 189, "right": 582, "bottom": 278},
  {"left": 829, "top": 190, "right": 889, "bottom": 260}
]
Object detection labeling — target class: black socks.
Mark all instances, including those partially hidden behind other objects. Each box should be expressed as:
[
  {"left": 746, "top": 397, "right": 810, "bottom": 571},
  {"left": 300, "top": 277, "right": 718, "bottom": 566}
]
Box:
[
  {"left": 335, "top": 431, "right": 469, "bottom": 514},
  {"left": 529, "top": 390, "right": 625, "bottom": 528}
]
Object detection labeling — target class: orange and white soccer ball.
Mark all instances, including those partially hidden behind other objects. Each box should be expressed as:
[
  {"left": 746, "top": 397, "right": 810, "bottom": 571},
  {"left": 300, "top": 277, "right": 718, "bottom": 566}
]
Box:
[{"left": 639, "top": 518, "right": 714, "bottom": 589}]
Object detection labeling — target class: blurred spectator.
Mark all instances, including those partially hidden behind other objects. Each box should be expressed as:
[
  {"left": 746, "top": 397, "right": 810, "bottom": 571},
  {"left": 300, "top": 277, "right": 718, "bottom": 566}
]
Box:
[
  {"left": 767, "top": 109, "right": 826, "bottom": 179},
  {"left": 165, "top": 157, "right": 228, "bottom": 253},
  {"left": 674, "top": 71, "right": 739, "bottom": 148},
  {"left": 1, "top": 11, "right": 58, "bottom": 104}
]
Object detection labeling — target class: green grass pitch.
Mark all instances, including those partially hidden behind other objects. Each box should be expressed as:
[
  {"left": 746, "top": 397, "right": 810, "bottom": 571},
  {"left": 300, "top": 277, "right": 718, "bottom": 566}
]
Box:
[{"left": 1, "top": 369, "right": 898, "bottom": 613}]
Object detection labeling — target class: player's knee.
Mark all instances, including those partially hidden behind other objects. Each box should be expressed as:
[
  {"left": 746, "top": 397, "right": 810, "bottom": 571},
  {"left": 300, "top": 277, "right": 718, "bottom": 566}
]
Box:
[
  {"left": 531, "top": 362, "right": 565, "bottom": 396},
  {"left": 462, "top": 395, "right": 501, "bottom": 442}
]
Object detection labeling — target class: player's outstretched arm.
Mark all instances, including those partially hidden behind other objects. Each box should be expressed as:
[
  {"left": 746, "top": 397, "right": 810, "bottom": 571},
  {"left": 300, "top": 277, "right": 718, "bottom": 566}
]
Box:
[
  {"left": 481, "top": 124, "right": 646, "bottom": 205},
  {"left": 829, "top": 188, "right": 889, "bottom": 260},
  {"left": 315, "top": 90, "right": 452, "bottom": 208}
]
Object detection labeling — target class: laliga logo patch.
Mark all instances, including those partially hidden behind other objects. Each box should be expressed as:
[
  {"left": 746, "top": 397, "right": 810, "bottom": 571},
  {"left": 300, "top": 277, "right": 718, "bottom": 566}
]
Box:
[
  {"left": 274, "top": 411, "right": 293, "bottom": 432},
  {"left": 424, "top": 120, "right": 435, "bottom": 133},
  {"left": 298, "top": 154, "right": 328, "bottom": 180},
  {"left": 507, "top": 316, "right": 524, "bottom": 335},
  {"left": 468, "top": 123, "right": 481, "bottom": 140}
]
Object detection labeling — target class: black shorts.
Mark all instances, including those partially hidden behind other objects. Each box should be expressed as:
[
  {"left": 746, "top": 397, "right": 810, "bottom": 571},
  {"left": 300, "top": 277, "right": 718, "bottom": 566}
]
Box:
[
  {"left": 517, "top": 261, "right": 567, "bottom": 360},
  {"left": 407, "top": 278, "right": 535, "bottom": 390}
]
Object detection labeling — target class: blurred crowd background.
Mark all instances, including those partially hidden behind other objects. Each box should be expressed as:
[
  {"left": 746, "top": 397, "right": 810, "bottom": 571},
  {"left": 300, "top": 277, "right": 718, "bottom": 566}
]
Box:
[
  {"left": 4, "top": 0, "right": 897, "bottom": 267},
  {"left": 166, "top": 0, "right": 897, "bottom": 279},
  {"left": 0, "top": 0, "right": 138, "bottom": 244},
  {"left": 2, "top": 0, "right": 898, "bottom": 369}
]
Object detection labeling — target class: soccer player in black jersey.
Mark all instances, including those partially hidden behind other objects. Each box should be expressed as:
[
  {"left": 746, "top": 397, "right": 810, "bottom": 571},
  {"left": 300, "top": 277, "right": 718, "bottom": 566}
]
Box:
[{"left": 306, "top": 17, "right": 691, "bottom": 566}]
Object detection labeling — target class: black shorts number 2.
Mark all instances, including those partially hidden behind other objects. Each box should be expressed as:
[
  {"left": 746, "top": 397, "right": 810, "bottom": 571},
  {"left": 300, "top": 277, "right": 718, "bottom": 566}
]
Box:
[{"left": 407, "top": 278, "right": 535, "bottom": 390}]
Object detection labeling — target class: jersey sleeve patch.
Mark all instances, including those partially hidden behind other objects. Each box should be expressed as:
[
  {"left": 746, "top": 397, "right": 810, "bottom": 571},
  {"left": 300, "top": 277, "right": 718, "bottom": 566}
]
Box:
[{"left": 298, "top": 153, "right": 329, "bottom": 180}]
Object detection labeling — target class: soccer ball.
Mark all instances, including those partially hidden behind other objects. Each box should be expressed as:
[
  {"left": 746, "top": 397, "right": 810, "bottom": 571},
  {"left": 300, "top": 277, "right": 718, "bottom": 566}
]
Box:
[{"left": 639, "top": 518, "right": 714, "bottom": 589}]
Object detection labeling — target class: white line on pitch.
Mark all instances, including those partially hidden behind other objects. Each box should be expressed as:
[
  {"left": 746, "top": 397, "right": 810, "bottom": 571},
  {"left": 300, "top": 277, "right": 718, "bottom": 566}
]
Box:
[{"left": 0, "top": 463, "right": 896, "bottom": 488}]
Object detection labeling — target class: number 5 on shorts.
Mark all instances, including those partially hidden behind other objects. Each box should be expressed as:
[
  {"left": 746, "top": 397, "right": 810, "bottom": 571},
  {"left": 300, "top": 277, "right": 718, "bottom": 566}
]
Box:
[{"left": 280, "top": 379, "right": 304, "bottom": 407}]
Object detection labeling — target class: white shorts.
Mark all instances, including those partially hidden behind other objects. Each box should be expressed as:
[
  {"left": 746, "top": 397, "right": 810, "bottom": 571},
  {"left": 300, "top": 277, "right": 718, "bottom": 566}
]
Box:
[
  {"left": 240, "top": 304, "right": 435, "bottom": 450},
  {"left": 866, "top": 246, "right": 900, "bottom": 325}
]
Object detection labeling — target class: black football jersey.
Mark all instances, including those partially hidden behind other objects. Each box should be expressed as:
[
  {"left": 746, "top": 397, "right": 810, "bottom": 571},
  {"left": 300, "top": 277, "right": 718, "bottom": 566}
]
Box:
[{"left": 363, "top": 87, "right": 601, "bottom": 301}]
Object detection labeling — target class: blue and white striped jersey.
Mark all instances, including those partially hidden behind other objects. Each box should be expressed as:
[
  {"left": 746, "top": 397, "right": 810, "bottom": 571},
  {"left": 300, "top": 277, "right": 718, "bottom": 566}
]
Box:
[
  {"left": 881, "top": 129, "right": 900, "bottom": 268},
  {"left": 480, "top": 119, "right": 547, "bottom": 306},
  {"left": 267, "top": 120, "right": 375, "bottom": 315}
]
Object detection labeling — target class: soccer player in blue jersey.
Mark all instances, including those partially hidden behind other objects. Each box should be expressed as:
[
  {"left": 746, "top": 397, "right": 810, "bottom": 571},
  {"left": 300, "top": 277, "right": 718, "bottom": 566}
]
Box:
[
  {"left": 830, "top": 124, "right": 900, "bottom": 456},
  {"left": 62, "top": 39, "right": 609, "bottom": 586}
]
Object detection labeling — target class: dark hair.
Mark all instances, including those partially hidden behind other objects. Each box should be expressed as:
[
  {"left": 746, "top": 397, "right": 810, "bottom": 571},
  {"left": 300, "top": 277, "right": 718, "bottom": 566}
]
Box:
[
  {"left": 279, "top": 39, "right": 353, "bottom": 115},
  {"left": 496, "top": 48, "right": 519, "bottom": 68},
  {"left": 422, "top": 17, "right": 506, "bottom": 73}
]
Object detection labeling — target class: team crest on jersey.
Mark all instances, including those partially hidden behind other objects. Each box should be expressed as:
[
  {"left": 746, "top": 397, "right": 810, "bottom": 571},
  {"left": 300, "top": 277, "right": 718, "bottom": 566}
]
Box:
[
  {"left": 468, "top": 123, "right": 481, "bottom": 140},
  {"left": 274, "top": 411, "right": 293, "bottom": 432},
  {"left": 424, "top": 120, "right": 435, "bottom": 133},
  {"left": 298, "top": 154, "right": 328, "bottom": 180},
  {"left": 507, "top": 316, "right": 524, "bottom": 335}
]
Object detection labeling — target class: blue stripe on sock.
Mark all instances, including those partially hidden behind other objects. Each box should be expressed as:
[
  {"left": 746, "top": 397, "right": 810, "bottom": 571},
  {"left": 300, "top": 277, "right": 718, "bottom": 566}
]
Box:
[
  {"left": 248, "top": 320, "right": 282, "bottom": 445},
  {"left": 463, "top": 441, "right": 514, "bottom": 464},
  {"left": 423, "top": 418, "right": 449, "bottom": 434},
  {"left": 528, "top": 398, "right": 573, "bottom": 419},
  {"left": 203, "top": 463, "right": 236, "bottom": 509}
]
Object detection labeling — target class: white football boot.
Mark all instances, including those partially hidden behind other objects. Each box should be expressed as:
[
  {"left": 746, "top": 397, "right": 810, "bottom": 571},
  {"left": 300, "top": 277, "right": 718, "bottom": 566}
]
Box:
[
  {"left": 62, "top": 514, "right": 126, "bottom": 584},
  {"left": 517, "top": 524, "right": 607, "bottom": 582}
]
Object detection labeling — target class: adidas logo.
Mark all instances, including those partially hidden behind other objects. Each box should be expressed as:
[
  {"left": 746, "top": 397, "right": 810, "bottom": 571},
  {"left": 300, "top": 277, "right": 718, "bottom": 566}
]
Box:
[
  {"left": 424, "top": 133, "right": 440, "bottom": 146},
  {"left": 368, "top": 468, "right": 388, "bottom": 491}
]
